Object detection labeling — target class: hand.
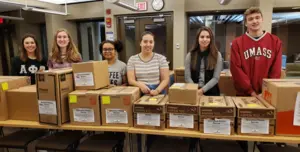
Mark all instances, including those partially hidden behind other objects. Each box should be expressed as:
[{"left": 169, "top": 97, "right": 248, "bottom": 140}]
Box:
[
  {"left": 139, "top": 83, "right": 150, "bottom": 94},
  {"left": 198, "top": 89, "right": 204, "bottom": 96},
  {"left": 150, "top": 89, "right": 159, "bottom": 96},
  {"left": 250, "top": 91, "right": 257, "bottom": 97}
]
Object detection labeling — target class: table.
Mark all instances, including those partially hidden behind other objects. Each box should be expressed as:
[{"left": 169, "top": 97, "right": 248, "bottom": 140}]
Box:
[{"left": 0, "top": 120, "right": 299, "bottom": 152}]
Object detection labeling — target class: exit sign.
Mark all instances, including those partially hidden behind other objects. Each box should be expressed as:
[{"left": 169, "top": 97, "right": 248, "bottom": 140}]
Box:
[{"left": 136, "top": 2, "right": 147, "bottom": 11}]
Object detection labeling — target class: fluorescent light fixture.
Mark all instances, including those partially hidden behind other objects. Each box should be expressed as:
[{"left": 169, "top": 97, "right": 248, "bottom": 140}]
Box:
[
  {"left": 106, "top": 0, "right": 138, "bottom": 11},
  {"left": 38, "top": 0, "right": 95, "bottom": 4},
  {"left": 0, "top": 15, "right": 24, "bottom": 20},
  {"left": 23, "top": 7, "right": 68, "bottom": 15},
  {"left": 0, "top": 0, "right": 24, "bottom": 6}
]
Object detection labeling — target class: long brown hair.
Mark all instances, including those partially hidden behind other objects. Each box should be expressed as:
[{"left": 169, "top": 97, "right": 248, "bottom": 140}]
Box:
[
  {"left": 50, "top": 28, "right": 81, "bottom": 63},
  {"left": 190, "top": 27, "right": 218, "bottom": 70},
  {"left": 20, "top": 34, "right": 42, "bottom": 62}
]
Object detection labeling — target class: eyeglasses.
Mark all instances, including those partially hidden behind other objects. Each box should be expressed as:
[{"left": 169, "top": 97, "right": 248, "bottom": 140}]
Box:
[{"left": 103, "top": 48, "right": 114, "bottom": 52}]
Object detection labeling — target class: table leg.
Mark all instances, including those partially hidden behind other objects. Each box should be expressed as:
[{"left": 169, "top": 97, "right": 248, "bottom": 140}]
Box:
[
  {"left": 125, "top": 132, "right": 132, "bottom": 152},
  {"left": 141, "top": 134, "right": 146, "bottom": 152}
]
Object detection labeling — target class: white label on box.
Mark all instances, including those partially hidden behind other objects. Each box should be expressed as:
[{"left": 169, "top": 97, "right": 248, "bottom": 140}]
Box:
[
  {"left": 293, "top": 92, "right": 300, "bottom": 126},
  {"left": 204, "top": 119, "right": 231, "bottom": 135},
  {"left": 169, "top": 113, "right": 194, "bottom": 129},
  {"left": 106, "top": 109, "right": 128, "bottom": 124},
  {"left": 241, "top": 119, "right": 269, "bottom": 134},
  {"left": 38, "top": 100, "right": 57, "bottom": 115},
  {"left": 137, "top": 113, "right": 160, "bottom": 126},
  {"left": 74, "top": 72, "right": 94, "bottom": 86},
  {"left": 171, "top": 83, "right": 185, "bottom": 88},
  {"left": 73, "top": 108, "right": 95, "bottom": 122}
]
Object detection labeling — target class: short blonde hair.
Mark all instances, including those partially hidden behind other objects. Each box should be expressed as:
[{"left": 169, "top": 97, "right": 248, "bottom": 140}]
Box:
[{"left": 244, "top": 7, "right": 263, "bottom": 23}]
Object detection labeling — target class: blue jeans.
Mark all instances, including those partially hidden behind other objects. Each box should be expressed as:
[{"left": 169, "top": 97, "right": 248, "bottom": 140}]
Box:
[{"left": 146, "top": 84, "right": 167, "bottom": 95}]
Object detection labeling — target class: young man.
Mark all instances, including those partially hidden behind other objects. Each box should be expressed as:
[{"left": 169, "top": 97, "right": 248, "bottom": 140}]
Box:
[
  {"left": 230, "top": 7, "right": 282, "bottom": 152},
  {"left": 230, "top": 7, "right": 282, "bottom": 99}
]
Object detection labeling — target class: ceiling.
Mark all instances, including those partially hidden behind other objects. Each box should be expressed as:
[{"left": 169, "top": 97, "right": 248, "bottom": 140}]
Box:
[
  {"left": 0, "top": 1, "right": 24, "bottom": 13},
  {"left": 190, "top": 12, "right": 300, "bottom": 25}
]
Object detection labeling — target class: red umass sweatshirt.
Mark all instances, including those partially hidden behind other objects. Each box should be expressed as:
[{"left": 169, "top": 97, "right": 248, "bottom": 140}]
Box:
[{"left": 230, "top": 32, "right": 282, "bottom": 96}]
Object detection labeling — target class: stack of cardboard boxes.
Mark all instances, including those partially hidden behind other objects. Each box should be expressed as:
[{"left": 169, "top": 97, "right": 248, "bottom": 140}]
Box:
[
  {"left": 0, "top": 76, "right": 31, "bottom": 121},
  {"left": 262, "top": 79, "right": 300, "bottom": 136},
  {"left": 167, "top": 83, "right": 199, "bottom": 130},
  {"left": 199, "top": 96, "right": 236, "bottom": 135},
  {"left": 232, "top": 97, "right": 276, "bottom": 136},
  {"left": 133, "top": 95, "right": 167, "bottom": 129}
]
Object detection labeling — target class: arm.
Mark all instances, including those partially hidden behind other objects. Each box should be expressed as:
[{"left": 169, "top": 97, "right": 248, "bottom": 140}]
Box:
[
  {"left": 122, "top": 64, "right": 128, "bottom": 86},
  {"left": 184, "top": 52, "right": 194, "bottom": 83},
  {"left": 230, "top": 40, "right": 254, "bottom": 95},
  {"left": 47, "top": 60, "right": 53, "bottom": 70},
  {"left": 268, "top": 39, "right": 282, "bottom": 78},
  {"left": 202, "top": 52, "right": 223, "bottom": 93},
  {"left": 155, "top": 68, "right": 169, "bottom": 93}
]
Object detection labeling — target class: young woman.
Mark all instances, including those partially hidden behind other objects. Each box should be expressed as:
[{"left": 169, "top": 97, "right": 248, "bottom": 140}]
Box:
[
  {"left": 99, "top": 40, "right": 127, "bottom": 86},
  {"left": 11, "top": 34, "right": 47, "bottom": 84},
  {"left": 127, "top": 31, "right": 169, "bottom": 96},
  {"left": 185, "top": 27, "right": 223, "bottom": 96},
  {"left": 48, "top": 29, "right": 82, "bottom": 69}
]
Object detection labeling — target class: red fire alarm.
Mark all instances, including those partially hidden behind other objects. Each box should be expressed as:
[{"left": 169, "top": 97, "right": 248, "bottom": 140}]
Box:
[
  {"left": 0, "top": 18, "right": 3, "bottom": 24},
  {"left": 106, "top": 9, "right": 111, "bottom": 15},
  {"left": 106, "top": 17, "right": 112, "bottom": 28}
]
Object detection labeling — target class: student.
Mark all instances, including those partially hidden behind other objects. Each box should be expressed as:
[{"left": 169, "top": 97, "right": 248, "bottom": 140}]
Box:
[
  {"left": 11, "top": 34, "right": 47, "bottom": 84},
  {"left": 99, "top": 40, "right": 127, "bottom": 86},
  {"left": 185, "top": 27, "right": 222, "bottom": 96},
  {"left": 230, "top": 7, "right": 282, "bottom": 99},
  {"left": 230, "top": 7, "right": 282, "bottom": 151},
  {"left": 48, "top": 29, "right": 82, "bottom": 69},
  {"left": 127, "top": 31, "right": 169, "bottom": 95}
]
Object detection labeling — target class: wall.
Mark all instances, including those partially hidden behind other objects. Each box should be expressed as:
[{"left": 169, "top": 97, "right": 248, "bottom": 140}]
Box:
[
  {"left": 104, "top": 0, "right": 186, "bottom": 69},
  {"left": 45, "top": 14, "right": 78, "bottom": 54}
]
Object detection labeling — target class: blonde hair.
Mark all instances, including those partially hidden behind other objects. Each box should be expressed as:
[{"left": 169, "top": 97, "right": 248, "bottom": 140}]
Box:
[
  {"left": 50, "top": 28, "right": 81, "bottom": 63},
  {"left": 244, "top": 7, "right": 263, "bottom": 23}
]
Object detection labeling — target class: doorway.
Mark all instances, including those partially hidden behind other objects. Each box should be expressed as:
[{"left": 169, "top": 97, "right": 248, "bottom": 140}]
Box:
[
  {"left": 0, "top": 25, "right": 16, "bottom": 75},
  {"left": 117, "top": 13, "right": 173, "bottom": 69}
]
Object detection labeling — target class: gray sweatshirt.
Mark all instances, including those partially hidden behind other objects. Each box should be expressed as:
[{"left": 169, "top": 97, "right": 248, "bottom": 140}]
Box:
[{"left": 184, "top": 51, "right": 223, "bottom": 93}]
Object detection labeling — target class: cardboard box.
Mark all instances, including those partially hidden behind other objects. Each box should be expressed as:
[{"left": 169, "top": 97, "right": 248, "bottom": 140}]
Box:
[
  {"left": 133, "top": 95, "right": 167, "bottom": 129},
  {"left": 72, "top": 61, "right": 109, "bottom": 90},
  {"left": 6, "top": 85, "right": 38, "bottom": 121},
  {"left": 262, "top": 79, "right": 300, "bottom": 104},
  {"left": 101, "top": 86, "right": 140, "bottom": 127},
  {"left": 0, "top": 76, "right": 30, "bottom": 120},
  {"left": 166, "top": 102, "right": 199, "bottom": 131},
  {"left": 219, "top": 71, "right": 236, "bottom": 96},
  {"left": 262, "top": 81, "right": 300, "bottom": 136},
  {"left": 36, "top": 68, "right": 74, "bottom": 126},
  {"left": 169, "top": 83, "right": 198, "bottom": 105},
  {"left": 232, "top": 97, "right": 275, "bottom": 136},
  {"left": 69, "top": 89, "right": 107, "bottom": 126},
  {"left": 174, "top": 67, "right": 185, "bottom": 83},
  {"left": 199, "top": 96, "right": 236, "bottom": 135},
  {"left": 281, "top": 70, "right": 286, "bottom": 78}
]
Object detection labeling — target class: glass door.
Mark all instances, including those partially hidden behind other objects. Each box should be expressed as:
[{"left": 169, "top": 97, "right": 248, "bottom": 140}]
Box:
[{"left": 0, "top": 25, "right": 16, "bottom": 75}]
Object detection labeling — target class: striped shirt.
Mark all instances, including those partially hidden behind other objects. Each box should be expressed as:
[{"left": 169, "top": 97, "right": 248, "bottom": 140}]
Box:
[{"left": 127, "top": 53, "right": 169, "bottom": 85}]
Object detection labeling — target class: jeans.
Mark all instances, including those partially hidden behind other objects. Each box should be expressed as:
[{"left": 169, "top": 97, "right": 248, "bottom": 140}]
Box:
[{"left": 146, "top": 84, "right": 167, "bottom": 94}]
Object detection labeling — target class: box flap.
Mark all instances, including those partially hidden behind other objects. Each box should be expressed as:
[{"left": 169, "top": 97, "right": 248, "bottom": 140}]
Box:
[
  {"left": 36, "top": 68, "right": 72, "bottom": 75},
  {"left": 137, "top": 95, "right": 166, "bottom": 105},
  {"left": 8, "top": 85, "right": 36, "bottom": 93},
  {"left": 170, "top": 83, "right": 198, "bottom": 90},
  {"left": 101, "top": 86, "right": 139, "bottom": 95},
  {"left": 232, "top": 97, "right": 274, "bottom": 109},
  {"left": 200, "top": 96, "right": 227, "bottom": 107}
]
